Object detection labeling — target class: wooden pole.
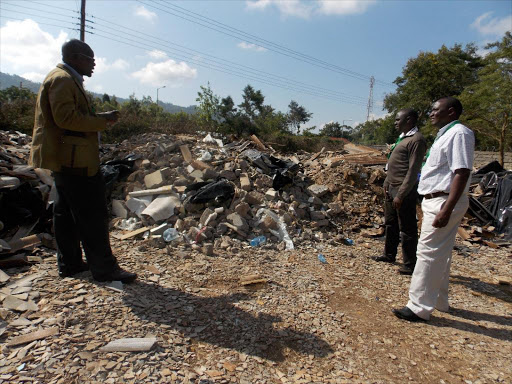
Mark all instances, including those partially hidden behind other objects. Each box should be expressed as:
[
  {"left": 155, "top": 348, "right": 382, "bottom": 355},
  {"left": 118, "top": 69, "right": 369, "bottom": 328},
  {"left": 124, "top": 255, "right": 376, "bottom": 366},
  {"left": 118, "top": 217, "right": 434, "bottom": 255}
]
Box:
[{"left": 80, "top": 0, "right": 86, "bottom": 41}]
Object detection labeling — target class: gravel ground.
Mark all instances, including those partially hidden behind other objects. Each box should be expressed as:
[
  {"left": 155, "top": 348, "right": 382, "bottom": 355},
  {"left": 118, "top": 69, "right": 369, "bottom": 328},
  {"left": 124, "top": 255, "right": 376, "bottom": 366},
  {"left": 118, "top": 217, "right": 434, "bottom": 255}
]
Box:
[{"left": 1, "top": 233, "right": 510, "bottom": 384}]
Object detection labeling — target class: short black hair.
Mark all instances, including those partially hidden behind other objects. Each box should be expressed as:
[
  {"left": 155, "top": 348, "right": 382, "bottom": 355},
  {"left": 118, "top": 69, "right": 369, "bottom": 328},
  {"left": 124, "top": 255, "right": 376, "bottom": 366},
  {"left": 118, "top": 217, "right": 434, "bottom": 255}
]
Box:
[
  {"left": 62, "top": 39, "right": 92, "bottom": 61},
  {"left": 439, "top": 97, "right": 463, "bottom": 118},
  {"left": 399, "top": 108, "right": 418, "bottom": 125}
]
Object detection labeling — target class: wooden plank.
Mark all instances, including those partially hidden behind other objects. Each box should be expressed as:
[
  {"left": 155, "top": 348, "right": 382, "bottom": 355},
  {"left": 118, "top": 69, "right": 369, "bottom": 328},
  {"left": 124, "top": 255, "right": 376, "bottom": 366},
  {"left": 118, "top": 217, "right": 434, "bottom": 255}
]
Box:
[
  {"left": 128, "top": 185, "right": 174, "bottom": 197},
  {"left": 457, "top": 227, "right": 471, "bottom": 241},
  {"left": 5, "top": 235, "right": 41, "bottom": 254},
  {"left": 7, "top": 327, "right": 59, "bottom": 347},
  {"left": 117, "top": 227, "right": 151, "bottom": 240},
  {"left": 190, "top": 160, "right": 212, "bottom": 170},
  {"left": 180, "top": 145, "right": 192, "bottom": 163},
  {"left": 250, "top": 134, "right": 266, "bottom": 151},
  {"left": 100, "top": 337, "right": 157, "bottom": 352}
]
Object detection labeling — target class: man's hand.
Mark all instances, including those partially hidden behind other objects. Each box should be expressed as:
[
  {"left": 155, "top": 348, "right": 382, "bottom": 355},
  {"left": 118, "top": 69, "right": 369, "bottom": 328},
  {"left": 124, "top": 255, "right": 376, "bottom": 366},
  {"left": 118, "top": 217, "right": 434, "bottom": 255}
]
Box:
[
  {"left": 432, "top": 207, "right": 451, "bottom": 228},
  {"left": 392, "top": 196, "right": 402, "bottom": 210},
  {"left": 97, "top": 110, "right": 120, "bottom": 124}
]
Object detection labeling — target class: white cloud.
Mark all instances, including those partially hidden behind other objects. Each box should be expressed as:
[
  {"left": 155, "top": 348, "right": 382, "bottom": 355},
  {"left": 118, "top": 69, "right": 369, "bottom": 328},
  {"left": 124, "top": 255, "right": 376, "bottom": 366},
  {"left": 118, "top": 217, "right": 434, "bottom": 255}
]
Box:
[
  {"left": 131, "top": 60, "right": 197, "bottom": 87},
  {"left": 237, "top": 42, "right": 267, "bottom": 52},
  {"left": 317, "top": 0, "right": 377, "bottom": 15},
  {"left": 93, "top": 58, "right": 129, "bottom": 75},
  {"left": 134, "top": 5, "right": 157, "bottom": 23},
  {"left": 0, "top": 19, "right": 67, "bottom": 81},
  {"left": 246, "top": 0, "right": 376, "bottom": 19},
  {"left": 471, "top": 12, "right": 512, "bottom": 36},
  {"left": 148, "top": 50, "right": 168, "bottom": 59}
]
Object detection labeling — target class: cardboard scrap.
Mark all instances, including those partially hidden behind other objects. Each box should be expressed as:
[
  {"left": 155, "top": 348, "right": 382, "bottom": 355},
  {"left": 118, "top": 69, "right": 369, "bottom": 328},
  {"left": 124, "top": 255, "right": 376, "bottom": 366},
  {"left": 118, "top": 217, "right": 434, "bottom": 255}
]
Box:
[
  {"left": 100, "top": 337, "right": 157, "bottom": 352},
  {"left": 7, "top": 327, "right": 59, "bottom": 347}
]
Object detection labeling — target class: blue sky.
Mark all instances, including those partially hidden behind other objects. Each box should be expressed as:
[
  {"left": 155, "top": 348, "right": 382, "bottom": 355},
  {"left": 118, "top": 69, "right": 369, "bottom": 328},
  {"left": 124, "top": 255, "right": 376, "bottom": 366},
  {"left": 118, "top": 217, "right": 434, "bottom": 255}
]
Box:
[{"left": 1, "top": 0, "right": 511, "bottom": 129}]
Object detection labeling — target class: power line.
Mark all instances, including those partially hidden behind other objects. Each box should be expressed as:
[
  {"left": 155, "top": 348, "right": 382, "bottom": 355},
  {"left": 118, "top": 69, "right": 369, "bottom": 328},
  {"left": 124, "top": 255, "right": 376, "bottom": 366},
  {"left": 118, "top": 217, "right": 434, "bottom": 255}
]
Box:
[
  {"left": 88, "top": 26, "right": 367, "bottom": 105},
  {"left": 89, "top": 15, "right": 367, "bottom": 103},
  {"left": 0, "top": 15, "right": 79, "bottom": 32},
  {"left": 140, "top": 0, "right": 394, "bottom": 87},
  {"left": 0, "top": 7, "right": 79, "bottom": 27}
]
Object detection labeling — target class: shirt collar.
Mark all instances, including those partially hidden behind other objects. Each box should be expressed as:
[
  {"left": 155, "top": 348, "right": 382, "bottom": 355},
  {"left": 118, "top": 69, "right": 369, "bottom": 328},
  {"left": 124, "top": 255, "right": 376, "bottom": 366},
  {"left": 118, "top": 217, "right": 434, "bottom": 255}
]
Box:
[
  {"left": 62, "top": 62, "right": 84, "bottom": 84},
  {"left": 399, "top": 126, "right": 418, "bottom": 138},
  {"left": 435, "top": 120, "right": 458, "bottom": 140}
]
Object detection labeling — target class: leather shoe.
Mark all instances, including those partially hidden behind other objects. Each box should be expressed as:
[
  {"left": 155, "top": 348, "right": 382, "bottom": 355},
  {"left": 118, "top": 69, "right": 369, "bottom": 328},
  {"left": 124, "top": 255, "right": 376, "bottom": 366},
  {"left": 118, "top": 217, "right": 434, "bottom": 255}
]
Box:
[
  {"left": 59, "top": 262, "right": 89, "bottom": 278},
  {"left": 372, "top": 255, "right": 395, "bottom": 263},
  {"left": 392, "top": 307, "right": 425, "bottom": 322},
  {"left": 398, "top": 267, "right": 414, "bottom": 275},
  {"left": 95, "top": 268, "right": 137, "bottom": 284}
]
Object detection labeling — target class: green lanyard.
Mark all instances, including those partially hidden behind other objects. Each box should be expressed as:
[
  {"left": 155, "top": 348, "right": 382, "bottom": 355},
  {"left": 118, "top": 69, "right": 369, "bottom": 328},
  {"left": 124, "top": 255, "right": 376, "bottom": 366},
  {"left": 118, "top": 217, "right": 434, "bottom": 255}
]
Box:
[
  {"left": 423, "top": 120, "right": 459, "bottom": 166},
  {"left": 387, "top": 135, "right": 405, "bottom": 159}
]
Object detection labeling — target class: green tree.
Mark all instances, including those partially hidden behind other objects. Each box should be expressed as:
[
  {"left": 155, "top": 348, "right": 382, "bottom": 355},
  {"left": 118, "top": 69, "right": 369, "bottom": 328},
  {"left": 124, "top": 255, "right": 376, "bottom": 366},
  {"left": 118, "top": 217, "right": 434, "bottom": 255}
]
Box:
[
  {"left": 319, "top": 121, "right": 352, "bottom": 138},
  {"left": 0, "top": 86, "right": 36, "bottom": 134},
  {"left": 383, "top": 43, "right": 483, "bottom": 135},
  {"left": 287, "top": 100, "right": 312, "bottom": 135},
  {"left": 351, "top": 116, "right": 395, "bottom": 145},
  {"left": 459, "top": 32, "right": 512, "bottom": 166},
  {"left": 196, "top": 82, "right": 220, "bottom": 131},
  {"left": 238, "top": 85, "right": 264, "bottom": 122}
]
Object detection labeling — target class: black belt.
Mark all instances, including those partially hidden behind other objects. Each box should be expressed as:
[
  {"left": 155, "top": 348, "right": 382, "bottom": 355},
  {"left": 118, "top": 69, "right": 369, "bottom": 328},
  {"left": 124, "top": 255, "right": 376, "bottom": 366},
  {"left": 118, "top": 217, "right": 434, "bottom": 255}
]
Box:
[
  {"left": 423, "top": 191, "right": 449, "bottom": 199},
  {"left": 62, "top": 129, "right": 86, "bottom": 138}
]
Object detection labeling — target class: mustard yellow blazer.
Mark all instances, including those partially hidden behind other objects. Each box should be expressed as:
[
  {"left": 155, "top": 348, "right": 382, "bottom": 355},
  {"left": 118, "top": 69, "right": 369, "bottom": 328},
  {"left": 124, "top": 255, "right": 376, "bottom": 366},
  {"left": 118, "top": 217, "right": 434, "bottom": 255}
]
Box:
[{"left": 30, "top": 64, "right": 107, "bottom": 176}]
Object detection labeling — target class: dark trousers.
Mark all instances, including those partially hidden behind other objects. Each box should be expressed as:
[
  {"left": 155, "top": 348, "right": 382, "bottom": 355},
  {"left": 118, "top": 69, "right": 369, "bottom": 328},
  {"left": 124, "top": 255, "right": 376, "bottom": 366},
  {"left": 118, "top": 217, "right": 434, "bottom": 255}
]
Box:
[
  {"left": 383, "top": 188, "right": 419, "bottom": 269},
  {"left": 53, "top": 171, "right": 118, "bottom": 279}
]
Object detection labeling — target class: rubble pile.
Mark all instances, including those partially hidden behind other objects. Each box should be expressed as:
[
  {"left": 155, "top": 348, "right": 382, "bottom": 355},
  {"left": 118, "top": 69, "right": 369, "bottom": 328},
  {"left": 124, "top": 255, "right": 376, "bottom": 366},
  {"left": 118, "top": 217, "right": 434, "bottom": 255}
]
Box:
[{"left": 98, "top": 132, "right": 393, "bottom": 252}]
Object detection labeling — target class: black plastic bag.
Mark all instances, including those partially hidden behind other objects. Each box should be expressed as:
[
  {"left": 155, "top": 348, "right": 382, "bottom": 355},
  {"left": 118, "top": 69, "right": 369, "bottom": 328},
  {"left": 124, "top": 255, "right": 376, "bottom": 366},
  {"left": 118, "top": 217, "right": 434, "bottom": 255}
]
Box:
[{"left": 185, "top": 178, "right": 235, "bottom": 205}]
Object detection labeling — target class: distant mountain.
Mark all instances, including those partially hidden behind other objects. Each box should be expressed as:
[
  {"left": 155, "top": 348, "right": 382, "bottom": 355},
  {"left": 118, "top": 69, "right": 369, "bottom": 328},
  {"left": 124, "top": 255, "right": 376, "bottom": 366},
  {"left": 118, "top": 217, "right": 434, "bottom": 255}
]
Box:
[{"left": 0, "top": 72, "right": 197, "bottom": 115}]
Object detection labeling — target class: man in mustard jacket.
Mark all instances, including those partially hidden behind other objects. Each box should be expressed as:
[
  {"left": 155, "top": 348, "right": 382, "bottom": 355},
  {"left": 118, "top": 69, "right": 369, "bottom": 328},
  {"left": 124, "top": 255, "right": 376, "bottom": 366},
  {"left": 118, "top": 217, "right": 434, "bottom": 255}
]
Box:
[{"left": 30, "top": 39, "right": 136, "bottom": 283}]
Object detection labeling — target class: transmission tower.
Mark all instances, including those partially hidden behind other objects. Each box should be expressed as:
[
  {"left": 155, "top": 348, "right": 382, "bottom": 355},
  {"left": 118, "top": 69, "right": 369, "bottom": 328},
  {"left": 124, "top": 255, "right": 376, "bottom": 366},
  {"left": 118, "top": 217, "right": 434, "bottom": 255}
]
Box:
[{"left": 366, "top": 76, "right": 375, "bottom": 122}]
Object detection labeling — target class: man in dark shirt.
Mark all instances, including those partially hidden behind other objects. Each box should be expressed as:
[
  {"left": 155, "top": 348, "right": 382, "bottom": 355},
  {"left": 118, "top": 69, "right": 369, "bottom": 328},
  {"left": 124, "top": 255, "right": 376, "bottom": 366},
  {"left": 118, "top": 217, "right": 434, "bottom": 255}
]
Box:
[{"left": 373, "top": 109, "right": 427, "bottom": 275}]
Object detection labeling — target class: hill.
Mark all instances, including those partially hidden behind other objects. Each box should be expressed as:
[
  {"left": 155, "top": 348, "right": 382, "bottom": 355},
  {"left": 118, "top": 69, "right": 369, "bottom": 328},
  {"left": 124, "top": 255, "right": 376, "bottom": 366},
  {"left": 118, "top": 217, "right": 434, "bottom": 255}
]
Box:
[{"left": 0, "top": 72, "right": 197, "bottom": 115}]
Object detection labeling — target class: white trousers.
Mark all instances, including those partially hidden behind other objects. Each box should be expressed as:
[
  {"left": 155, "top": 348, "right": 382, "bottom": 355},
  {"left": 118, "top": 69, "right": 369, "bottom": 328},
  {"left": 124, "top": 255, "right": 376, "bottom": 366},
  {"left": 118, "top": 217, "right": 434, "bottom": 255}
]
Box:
[{"left": 406, "top": 195, "right": 468, "bottom": 320}]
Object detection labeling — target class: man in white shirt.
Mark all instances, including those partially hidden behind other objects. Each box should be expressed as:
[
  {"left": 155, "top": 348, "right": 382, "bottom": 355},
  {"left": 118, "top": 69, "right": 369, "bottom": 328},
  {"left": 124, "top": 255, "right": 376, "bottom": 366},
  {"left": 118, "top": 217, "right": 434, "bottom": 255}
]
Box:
[{"left": 393, "top": 97, "right": 474, "bottom": 322}]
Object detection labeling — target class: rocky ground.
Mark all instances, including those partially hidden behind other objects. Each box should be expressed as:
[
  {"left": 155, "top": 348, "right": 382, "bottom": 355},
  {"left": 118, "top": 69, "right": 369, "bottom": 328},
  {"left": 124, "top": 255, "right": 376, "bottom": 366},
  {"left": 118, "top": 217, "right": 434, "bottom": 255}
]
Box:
[
  {"left": 1, "top": 130, "right": 511, "bottom": 383},
  {"left": 0, "top": 232, "right": 510, "bottom": 384}
]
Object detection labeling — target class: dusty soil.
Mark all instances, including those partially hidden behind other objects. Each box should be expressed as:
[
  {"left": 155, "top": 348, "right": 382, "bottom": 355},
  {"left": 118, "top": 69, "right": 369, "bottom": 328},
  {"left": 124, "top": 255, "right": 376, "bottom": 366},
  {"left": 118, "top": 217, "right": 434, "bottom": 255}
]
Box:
[{"left": 1, "top": 233, "right": 510, "bottom": 384}]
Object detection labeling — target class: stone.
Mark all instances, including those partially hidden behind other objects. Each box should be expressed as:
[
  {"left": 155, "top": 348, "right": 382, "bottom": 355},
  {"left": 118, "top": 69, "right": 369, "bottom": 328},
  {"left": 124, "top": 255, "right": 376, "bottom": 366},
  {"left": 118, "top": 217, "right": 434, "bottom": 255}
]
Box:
[
  {"left": 144, "top": 169, "right": 165, "bottom": 189},
  {"left": 265, "top": 188, "right": 278, "bottom": 200},
  {"left": 202, "top": 243, "right": 214, "bottom": 256},
  {"left": 227, "top": 213, "right": 249, "bottom": 232},
  {"left": 112, "top": 200, "right": 128, "bottom": 219},
  {"left": 219, "top": 170, "right": 236, "bottom": 180},
  {"left": 240, "top": 174, "right": 251, "bottom": 191},
  {"left": 310, "top": 211, "right": 326, "bottom": 221},
  {"left": 244, "top": 191, "right": 265, "bottom": 205},
  {"left": 307, "top": 184, "right": 329, "bottom": 197},
  {"left": 199, "top": 208, "right": 215, "bottom": 226},
  {"left": 100, "top": 338, "right": 157, "bottom": 352},
  {"left": 235, "top": 202, "right": 251, "bottom": 218}
]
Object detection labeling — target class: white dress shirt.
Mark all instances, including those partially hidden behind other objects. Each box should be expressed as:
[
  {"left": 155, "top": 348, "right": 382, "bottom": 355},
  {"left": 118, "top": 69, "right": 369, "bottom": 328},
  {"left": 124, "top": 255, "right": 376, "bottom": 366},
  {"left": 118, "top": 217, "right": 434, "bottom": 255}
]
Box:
[{"left": 418, "top": 121, "right": 474, "bottom": 195}]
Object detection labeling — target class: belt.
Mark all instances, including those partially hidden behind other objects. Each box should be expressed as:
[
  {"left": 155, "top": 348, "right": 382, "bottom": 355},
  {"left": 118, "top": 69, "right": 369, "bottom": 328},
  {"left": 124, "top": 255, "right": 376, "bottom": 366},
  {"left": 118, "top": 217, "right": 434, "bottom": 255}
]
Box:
[
  {"left": 423, "top": 191, "right": 449, "bottom": 199},
  {"left": 62, "top": 129, "right": 86, "bottom": 138}
]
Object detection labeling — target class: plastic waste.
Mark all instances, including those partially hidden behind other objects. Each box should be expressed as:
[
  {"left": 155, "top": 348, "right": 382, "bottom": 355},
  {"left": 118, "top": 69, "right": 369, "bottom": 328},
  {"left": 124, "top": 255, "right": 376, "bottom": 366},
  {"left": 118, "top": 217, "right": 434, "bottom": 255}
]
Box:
[
  {"left": 118, "top": 217, "right": 141, "bottom": 231},
  {"left": 318, "top": 254, "right": 327, "bottom": 264},
  {"left": 344, "top": 238, "right": 354, "bottom": 245},
  {"left": 199, "top": 150, "right": 212, "bottom": 162},
  {"left": 255, "top": 208, "right": 294, "bottom": 250},
  {"left": 250, "top": 235, "right": 267, "bottom": 247},
  {"left": 163, "top": 228, "right": 179, "bottom": 242}
]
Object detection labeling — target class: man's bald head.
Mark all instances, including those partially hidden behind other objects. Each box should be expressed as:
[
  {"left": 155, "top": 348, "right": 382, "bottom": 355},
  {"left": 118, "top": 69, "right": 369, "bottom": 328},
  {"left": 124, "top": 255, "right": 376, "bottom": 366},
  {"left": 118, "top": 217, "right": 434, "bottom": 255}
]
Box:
[
  {"left": 62, "top": 39, "right": 93, "bottom": 62},
  {"left": 436, "top": 97, "right": 463, "bottom": 118}
]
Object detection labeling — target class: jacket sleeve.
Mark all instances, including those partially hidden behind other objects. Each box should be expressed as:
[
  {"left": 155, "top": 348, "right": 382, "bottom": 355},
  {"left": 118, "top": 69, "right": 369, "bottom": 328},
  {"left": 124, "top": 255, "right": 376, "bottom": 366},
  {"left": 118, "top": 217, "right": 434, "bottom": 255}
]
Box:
[
  {"left": 396, "top": 138, "right": 427, "bottom": 200},
  {"left": 48, "top": 76, "right": 107, "bottom": 132}
]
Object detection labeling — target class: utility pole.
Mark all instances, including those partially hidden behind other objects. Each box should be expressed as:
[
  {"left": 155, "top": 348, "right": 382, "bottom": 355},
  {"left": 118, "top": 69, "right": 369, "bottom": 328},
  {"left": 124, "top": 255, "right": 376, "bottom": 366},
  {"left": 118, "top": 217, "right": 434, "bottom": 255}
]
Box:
[
  {"left": 366, "top": 76, "right": 375, "bottom": 122},
  {"left": 80, "top": 0, "right": 86, "bottom": 42}
]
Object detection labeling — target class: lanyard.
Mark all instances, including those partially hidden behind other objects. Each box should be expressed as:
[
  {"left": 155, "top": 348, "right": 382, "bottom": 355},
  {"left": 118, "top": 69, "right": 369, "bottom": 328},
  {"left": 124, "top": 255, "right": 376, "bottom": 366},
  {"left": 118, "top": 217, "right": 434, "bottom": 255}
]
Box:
[{"left": 423, "top": 120, "right": 459, "bottom": 166}]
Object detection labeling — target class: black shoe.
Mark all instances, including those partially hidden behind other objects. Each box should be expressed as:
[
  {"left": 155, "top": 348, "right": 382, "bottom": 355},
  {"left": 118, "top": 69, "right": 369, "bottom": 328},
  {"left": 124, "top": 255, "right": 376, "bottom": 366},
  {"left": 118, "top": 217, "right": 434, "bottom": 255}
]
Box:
[
  {"left": 59, "top": 262, "right": 89, "bottom": 278},
  {"left": 94, "top": 268, "right": 137, "bottom": 284},
  {"left": 398, "top": 267, "right": 414, "bottom": 275},
  {"left": 372, "top": 255, "right": 395, "bottom": 263},
  {"left": 392, "top": 307, "right": 425, "bottom": 322}
]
